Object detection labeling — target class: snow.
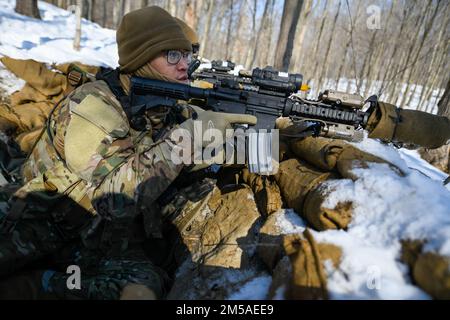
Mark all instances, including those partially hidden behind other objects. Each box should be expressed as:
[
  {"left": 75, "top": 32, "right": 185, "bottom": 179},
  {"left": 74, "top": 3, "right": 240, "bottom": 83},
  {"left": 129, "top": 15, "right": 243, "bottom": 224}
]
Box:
[
  {"left": 1, "top": 0, "right": 449, "bottom": 300},
  {"left": 227, "top": 275, "right": 272, "bottom": 300},
  {"left": 275, "top": 208, "right": 307, "bottom": 234},
  {"left": 398, "top": 148, "right": 449, "bottom": 186},
  {"left": 0, "top": 0, "right": 117, "bottom": 67},
  {"left": 274, "top": 136, "right": 450, "bottom": 299},
  {"left": 0, "top": 63, "right": 23, "bottom": 94},
  {"left": 272, "top": 285, "right": 287, "bottom": 300}
]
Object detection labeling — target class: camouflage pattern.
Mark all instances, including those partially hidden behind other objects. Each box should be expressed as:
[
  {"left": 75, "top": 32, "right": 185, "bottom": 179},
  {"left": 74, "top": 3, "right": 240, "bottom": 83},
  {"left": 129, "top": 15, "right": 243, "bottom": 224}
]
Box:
[
  {"left": 0, "top": 79, "right": 187, "bottom": 299},
  {"left": 45, "top": 246, "right": 170, "bottom": 299}
]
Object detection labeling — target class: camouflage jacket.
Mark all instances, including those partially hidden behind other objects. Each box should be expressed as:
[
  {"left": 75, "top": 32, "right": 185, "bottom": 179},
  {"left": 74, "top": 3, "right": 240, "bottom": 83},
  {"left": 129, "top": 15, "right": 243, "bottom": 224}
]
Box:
[{"left": 11, "top": 80, "right": 186, "bottom": 248}]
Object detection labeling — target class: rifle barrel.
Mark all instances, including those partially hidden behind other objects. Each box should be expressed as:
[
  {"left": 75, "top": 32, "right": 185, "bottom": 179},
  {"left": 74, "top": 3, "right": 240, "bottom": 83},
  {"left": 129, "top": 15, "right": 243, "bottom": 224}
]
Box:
[{"left": 131, "top": 77, "right": 241, "bottom": 103}]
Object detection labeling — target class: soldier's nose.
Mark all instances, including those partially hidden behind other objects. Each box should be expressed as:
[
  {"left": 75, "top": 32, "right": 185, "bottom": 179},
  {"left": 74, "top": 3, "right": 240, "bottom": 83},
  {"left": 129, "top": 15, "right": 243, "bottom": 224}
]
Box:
[{"left": 177, "top": 59, "right": 188, "bottom": 71}]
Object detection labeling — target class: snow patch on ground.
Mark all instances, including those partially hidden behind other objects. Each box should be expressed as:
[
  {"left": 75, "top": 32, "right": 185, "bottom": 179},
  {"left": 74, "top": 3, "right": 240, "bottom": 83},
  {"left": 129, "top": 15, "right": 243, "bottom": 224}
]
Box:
[
  {"left": 0, "top": 61, "right": 24, "bottom": 95},
  {"left": 227, "top": 275, "right": 272, "bottom": 300},
  {"left": 398, "top": 148, "right": 448, "bottom": 185},
  {"left": 273, "top": 145, "right": 450, "bottom": 299},
  {"left": 275, "top": 208, "right": 306, "bottom": 234},
  {"left": 0, "top": 0, "right": 118, "bottom": 67}
]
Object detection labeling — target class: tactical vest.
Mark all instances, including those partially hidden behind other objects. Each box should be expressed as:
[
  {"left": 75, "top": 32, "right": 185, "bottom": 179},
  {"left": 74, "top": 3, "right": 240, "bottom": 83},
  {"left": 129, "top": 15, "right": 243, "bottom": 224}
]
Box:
[
  {"left": 21, "top": 68, "right": 132, "bottom": 209},
  {"left": 4, "top": 71, "right": 156, "bottom": 250},
  {"left": 3, "top": 68, "right": 188, "bottom": 251}
]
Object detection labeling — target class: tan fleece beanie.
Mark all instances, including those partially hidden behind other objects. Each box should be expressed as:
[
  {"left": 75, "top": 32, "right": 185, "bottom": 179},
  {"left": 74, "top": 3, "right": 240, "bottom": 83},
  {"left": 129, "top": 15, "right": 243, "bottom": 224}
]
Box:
[
  {"left": 174, "top": 17, "right": 199, "bottom": 45},
  {"left": 117, "top": 6, "right": 192, "bottom": 73}
]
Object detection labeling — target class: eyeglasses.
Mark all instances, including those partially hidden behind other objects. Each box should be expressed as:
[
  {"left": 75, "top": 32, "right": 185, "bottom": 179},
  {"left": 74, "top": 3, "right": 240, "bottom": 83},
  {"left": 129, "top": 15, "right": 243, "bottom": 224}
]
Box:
[{"left": 166, "top": 50, "right": 193, "bottom": 65}]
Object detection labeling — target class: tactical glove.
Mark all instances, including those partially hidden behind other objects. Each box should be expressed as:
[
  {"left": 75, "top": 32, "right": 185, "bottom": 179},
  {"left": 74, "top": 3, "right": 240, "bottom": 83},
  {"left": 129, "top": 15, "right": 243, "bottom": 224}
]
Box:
[
  {"left": 367, "top": 101, "right": 450, "bottom": 149},
  {"left": 179, "top": 110, "right": 257, "bottom": 148}
]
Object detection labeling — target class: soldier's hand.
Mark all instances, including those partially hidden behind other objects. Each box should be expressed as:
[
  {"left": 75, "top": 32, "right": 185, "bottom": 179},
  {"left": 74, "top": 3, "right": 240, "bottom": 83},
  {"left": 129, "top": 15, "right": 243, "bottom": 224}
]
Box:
[{"left": 179, "top": 110, "right": 257, "bottom": 148}]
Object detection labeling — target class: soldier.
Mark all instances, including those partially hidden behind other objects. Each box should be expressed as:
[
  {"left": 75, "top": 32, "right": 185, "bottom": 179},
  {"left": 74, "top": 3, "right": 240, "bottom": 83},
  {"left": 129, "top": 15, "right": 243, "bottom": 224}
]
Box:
[
  {"left": 0, "top": 6, "right": 256, "bottom": 300},
  {"left": 1, "top": 5, "right": 449, "bottom": 301}
]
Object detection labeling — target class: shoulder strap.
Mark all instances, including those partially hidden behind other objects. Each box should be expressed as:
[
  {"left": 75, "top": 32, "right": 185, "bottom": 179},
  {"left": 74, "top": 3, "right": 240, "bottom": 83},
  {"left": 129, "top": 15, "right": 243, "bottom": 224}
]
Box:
[
  {"left": 95, "top": 67, "right": 131, "bottom": 115},
  {"left": 96, "top": 67, "right": 153, "bottom": 131}
]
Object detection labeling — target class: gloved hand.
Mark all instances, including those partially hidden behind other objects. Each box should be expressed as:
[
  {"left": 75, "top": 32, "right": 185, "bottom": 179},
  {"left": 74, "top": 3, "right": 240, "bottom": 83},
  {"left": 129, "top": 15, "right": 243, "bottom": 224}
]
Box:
[{"left": 179, "top": 110, "right": 257, "bottom": 148}]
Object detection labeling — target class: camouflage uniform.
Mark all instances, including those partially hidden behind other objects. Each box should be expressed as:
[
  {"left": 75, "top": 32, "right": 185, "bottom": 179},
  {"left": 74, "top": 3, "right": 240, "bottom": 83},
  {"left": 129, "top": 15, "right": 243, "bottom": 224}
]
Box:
[{"left": 0, "top": 79, "right": 186, "bottom": 299}]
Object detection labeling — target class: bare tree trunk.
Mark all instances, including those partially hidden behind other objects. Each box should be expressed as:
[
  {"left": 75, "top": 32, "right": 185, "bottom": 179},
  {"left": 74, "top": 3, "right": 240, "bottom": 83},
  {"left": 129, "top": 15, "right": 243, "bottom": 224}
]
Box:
[
  {"left": 423, "top": 49, "right": 448, "bottom": 113},
  {"left": 363, "top": 1, "right": 395, "bottom": 97},
  {"left": 385, "top": 0, "right": 427, "bottom": 103},
  {"left": 292, "top": 0, "right": 313, "bottom": 72},
  {"left": 225, "top": 0, "right": 234, "bottom": 60},
  {"left": 262, "top": 0, "right": 276, "bottom": 67},
  {"left": 389, "top": 50, "right": 408, "bottom": 105},
  {"left": 419, "top": 76, "right": 450, "bottom": 174},
  {"left": 174, "top": 0, "right": 180, "bottom": 17},
  {"left": 123, "top": 0, "right": 132, "bottom": 15},
  {"left": 73, "top": 0, "right": 82, "bottom": 51},
  {"left": 317, "top": 0, "right": 341, "bottom": 91},
  {"left": 274, "top": 0, "right": 304, "bottom": 71},
  {"left": 378, "top": 1, "right": 415, "bottom": 99},
  {"left": 210, "top": 2, "right": 228, "bottom": 59},
  {"left": 102, "top": 0, "right": 114, "bottom": 29},
  {"left": 82, "top": 0, "right": 92, "bottom": 20},
  {"left": 15, "top": 0, "right": 41, "bottom": 19},
  {"left": 88, "top": 0, "right": 99, "bottom": 27},
  {"left": 244, "top": 0, "right": 258, "bottom": 69},
  {"left": 412, "top": 5, "right": 450, "bottom": 110},
  {"left": 230, "top": 0, "right": 245, "bottom": 63},
  {"left": 310, "top": 0, "right": 329, "bottom": 84},
  {"left": 417, "top": 12, "right": 449, "bottom": 110},
  {"left": 345, "top": 0, "right": 362, "bottom": 94},
  {"left": 167, "top": 0, "right": 177, "bottom": 17},
  {"left": 175, "top": 0, "right": 186, "bottom": 19},
  {"left": 200, "top": 0, "right": 214, "bottom": 57},
  {"left": 405, "top": 79, "right": 419, "bottom": 109},
  {"left": 422, "top": 42, "right": 450, "bottom": 112},
  {"left": 359, "top": 1, "right": 382, "bottom": 93},
  {"left": 359, "top": 32, "right": 378, "bottom": 95},
  {"left": 184, "top": 0, "right": 197, "bottom": 29},
  {"left": 335, "top": 34, "right": 351, "bottom": 90},
  {"left": 437, "top": 77, "right": 450, "bottom": 118},
  {"left": 365, "top": 1, "right": 395, "bottom": 97},
  {"left": 399, "top": 1, "right": 441, "bottom": 109},
  {"left": 112, "top": 0, "right": 122, "bottom": 29},
  {"left": 249, "top": 0, "right": 269, "bottom": 68},
  {"left": 425, "top": 65, "right": 448, "bottom": 114},
  {"left": 195, "top": 0, "right": 205, "bottom": 31}
]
